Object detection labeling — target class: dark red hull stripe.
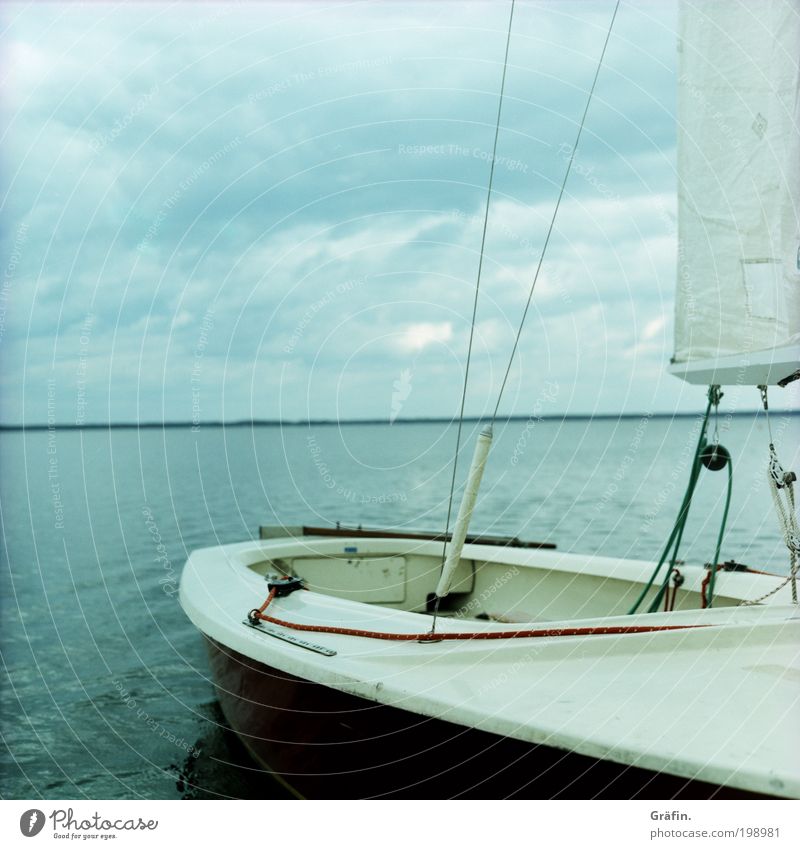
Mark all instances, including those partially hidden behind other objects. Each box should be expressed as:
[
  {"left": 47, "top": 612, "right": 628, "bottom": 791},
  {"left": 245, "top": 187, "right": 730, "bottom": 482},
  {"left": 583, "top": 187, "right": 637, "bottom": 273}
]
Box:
[
  {"left": 205, "top": 637, "right": 768, "bottom": 800},
  {"left": 251, "top": 588, "right": 713, "bottom": 642}
]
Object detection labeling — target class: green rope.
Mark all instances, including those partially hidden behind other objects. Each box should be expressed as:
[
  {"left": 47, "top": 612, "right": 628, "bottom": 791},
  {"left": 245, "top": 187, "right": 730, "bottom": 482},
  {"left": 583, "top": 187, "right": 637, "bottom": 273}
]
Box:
[
  {"left": 646, "top": 448, "right": 706, "bottom": 613},
  {"left": 629, "top": 389, "right": 724, "bottom": 615},
  {"left": 704, "top": 458, "right": 733, "bottom": 608}
]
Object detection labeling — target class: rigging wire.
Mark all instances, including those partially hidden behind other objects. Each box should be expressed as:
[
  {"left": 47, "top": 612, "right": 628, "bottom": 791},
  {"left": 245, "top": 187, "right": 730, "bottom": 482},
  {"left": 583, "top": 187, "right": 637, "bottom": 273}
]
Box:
[
  {"left": 434, "top": 0, "right": 516, "bottom": 631},
  {"left": 758, "top": 385, "right": 799, "bottom": 604},
  {"left": 492, "top": 0, "right": 621, "bottom": 421},
  {"left": 435, "top": 0, "right": 621, "bottom": 631}
]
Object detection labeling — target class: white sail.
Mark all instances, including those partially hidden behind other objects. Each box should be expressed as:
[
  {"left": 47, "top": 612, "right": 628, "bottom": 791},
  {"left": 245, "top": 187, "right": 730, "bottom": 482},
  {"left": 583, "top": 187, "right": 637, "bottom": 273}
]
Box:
[{"left": 670, "top": 0, "right": 800, "bottom": 386}]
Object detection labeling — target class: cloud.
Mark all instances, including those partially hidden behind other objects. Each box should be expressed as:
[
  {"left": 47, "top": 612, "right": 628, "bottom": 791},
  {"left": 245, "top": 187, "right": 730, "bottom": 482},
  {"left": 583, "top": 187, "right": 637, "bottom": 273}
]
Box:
[
  {"left": 1, "top": 0, "right": 734, "bottom": 425},
  {"left": 394, "top": 321, "right": 453, "bottom": 353}
]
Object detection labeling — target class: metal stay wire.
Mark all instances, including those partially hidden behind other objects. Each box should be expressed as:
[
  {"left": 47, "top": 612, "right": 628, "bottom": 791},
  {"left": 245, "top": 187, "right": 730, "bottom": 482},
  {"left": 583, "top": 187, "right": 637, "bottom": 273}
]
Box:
[
  {"left": 491, "top": 0, "right": 621, "bottom": 422},
  {"left": 434, "top": 0, "right": 517, "bottom": 632},
  {"left": 434, "top": 0, "right": 622, "bottom": 633}
]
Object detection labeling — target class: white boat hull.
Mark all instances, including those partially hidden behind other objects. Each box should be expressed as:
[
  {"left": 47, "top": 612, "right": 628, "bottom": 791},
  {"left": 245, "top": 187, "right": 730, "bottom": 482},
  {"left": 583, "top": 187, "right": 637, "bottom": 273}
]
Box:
[{"left": 180, "top": 532, "right": 800, "bottom": 798}]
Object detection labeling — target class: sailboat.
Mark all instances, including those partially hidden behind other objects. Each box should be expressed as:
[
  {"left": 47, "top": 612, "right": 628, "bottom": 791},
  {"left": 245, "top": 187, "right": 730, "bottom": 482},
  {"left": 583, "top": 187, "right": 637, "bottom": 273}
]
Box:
[{"left": 180, "top": 0, "right": 800, "bottom": 799}]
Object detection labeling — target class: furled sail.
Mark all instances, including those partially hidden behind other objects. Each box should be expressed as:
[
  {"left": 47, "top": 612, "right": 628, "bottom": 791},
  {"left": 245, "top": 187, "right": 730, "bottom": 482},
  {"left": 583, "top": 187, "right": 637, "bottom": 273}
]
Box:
[{"left": 671, "top": 0, "right": 800, "bottom": 385}]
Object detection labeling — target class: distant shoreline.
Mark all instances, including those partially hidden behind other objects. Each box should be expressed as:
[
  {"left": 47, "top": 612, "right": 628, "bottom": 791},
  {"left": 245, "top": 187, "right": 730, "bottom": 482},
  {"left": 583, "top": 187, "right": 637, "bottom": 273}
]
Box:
[{"left": 1, "top": 409, "right": 796, "bottom": 432}]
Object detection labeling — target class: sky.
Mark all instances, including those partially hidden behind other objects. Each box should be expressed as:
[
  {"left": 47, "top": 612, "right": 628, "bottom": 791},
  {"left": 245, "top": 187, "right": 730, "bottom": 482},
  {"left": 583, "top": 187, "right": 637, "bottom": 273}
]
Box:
[{"left": 0, "top": 0, "right": 794, "bottom": 425}]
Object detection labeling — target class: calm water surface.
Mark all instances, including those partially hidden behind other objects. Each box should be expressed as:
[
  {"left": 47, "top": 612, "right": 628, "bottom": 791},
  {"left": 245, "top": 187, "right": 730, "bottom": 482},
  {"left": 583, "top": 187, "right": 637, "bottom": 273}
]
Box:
[{"left": 1, "top": 415, "right": 797, "bottom": 798}]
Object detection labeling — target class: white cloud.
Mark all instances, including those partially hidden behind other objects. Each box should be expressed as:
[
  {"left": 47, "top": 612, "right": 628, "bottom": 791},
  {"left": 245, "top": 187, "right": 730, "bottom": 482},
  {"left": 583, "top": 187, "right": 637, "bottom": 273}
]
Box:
[
  {"left": 642, "top": 315, "right": 666, "bottom": 341},
  {"left": 393, "top": 321, "right": 453, "bottom": 353},
  {"left": 0, "top": 0, "right": 724, "bottom": 424}
]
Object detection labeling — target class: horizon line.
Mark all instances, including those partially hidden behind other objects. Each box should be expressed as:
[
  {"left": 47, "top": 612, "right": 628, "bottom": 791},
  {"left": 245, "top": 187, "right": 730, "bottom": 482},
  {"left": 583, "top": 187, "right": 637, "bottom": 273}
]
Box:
[{"left": 1, "top": 408, "right": 796, "bottom": 431}]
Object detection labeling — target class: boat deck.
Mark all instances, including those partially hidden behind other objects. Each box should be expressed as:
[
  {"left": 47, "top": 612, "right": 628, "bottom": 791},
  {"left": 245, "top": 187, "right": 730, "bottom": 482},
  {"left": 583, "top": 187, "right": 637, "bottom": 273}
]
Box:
[{"left": 180, "top": 535, "right": 800, "bottom": 798}]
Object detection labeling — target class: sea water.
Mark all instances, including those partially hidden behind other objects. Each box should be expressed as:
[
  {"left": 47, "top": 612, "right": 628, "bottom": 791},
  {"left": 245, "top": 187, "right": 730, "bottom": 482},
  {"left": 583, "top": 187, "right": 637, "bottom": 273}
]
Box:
[{"left": 1, "top": 414, "right": 797, "bottom": 798}]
